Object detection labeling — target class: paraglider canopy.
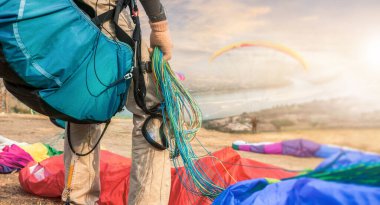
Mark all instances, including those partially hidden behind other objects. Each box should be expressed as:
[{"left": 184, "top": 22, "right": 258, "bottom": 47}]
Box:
[{"left": 210, "top": 41, "right": 308, "bottom": 70}]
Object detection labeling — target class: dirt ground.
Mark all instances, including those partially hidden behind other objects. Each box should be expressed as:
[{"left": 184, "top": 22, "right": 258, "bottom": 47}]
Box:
[{"left": 1, "top": 113, "right": 379, "bottom": 204}]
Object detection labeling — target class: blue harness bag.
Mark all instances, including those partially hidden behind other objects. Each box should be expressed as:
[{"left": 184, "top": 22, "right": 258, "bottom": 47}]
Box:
[{"left": 0, "top": 0, "right": 136, "bottom": 123}]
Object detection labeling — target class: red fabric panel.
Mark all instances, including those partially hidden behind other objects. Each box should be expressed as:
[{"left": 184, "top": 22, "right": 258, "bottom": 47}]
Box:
[
  {"left": 168, "top": 147, "right": 297, "bottom": 205},
  {"left": 19, "top": 148, "right": 297, "bottom": 205},
  {"left": 19, "top": 154, "right": 64, "bottom": 197},
  {"left": 19, "top": 151, "right": 131, "bottom": 204}
]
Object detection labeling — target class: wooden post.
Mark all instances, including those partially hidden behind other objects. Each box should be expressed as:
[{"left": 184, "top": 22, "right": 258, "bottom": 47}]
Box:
[
  {"left": 0, "top": 79, "right": 4, "bottom": 113},
  {"left": 5, "top": 89, "right": 9, "bottom": 113}
]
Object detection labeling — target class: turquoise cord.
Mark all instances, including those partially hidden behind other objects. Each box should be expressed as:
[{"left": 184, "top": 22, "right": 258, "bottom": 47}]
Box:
[{"left": 151, "top": 48, "right": 225, "bottom": 199}]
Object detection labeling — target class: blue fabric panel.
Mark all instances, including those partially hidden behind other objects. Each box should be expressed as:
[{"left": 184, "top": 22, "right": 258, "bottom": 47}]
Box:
[
  {"left": 213, "top": 179, "right": 270, "bottom": 205},
  {"left": 315, "top": 150, "right": 380, "bottom": 172},
  {"left": 213, "top": 178, "right": 380, "bottom": 205},
  {"left": 315, "top": 145, "right": 343, "bottom": 158},
  {"left": 0, "top": 164, "right": 15, "bottom": 174}
]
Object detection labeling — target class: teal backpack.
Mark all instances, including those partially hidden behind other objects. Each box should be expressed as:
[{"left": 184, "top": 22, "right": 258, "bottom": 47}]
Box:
[{"left": 0, "top": 0, "right": 143, "bottom": 123}]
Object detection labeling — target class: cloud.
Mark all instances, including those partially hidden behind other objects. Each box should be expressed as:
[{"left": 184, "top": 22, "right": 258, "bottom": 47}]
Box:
[
  {"left": 300, "top": 15, "right": 319, "bottom": 22},
  {"left": 136, "top": 0, "right": 380, "bottom": 96},
  {"left": 133, "top": 0, "right": 273, "bottom": 69},
  {"left": 163, "top": 0, "right": 271, "bottom": 52}
]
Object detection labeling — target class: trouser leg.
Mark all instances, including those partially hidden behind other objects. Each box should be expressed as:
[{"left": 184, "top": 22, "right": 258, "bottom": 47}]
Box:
[
  {"left": 126, "top": 47, "right": 171, "bottom": 205},
  {"left": 62, "top": 123, "right": 102, "bottom": 205},
  {"left": 61, "top": 73, "right": 172, "bottom": 205}
]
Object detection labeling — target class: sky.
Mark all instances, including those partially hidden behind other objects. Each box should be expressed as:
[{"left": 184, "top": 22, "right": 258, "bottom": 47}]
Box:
[{"left": 137, "top": 0, "right": 380, "bottom": 118}]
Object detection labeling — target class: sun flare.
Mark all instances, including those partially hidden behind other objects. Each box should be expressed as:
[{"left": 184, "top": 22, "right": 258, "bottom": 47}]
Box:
[{"left": 365, "top": 40, "right": 380, "bottom": 68}]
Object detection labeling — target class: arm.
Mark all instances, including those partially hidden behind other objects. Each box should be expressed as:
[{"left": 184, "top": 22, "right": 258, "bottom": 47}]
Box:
[
  {"left": 139, "top": 0, "right": 166, "bottom": 22},
  {"left": 139, "top": 0, "right": 172, "bottom": 60}
]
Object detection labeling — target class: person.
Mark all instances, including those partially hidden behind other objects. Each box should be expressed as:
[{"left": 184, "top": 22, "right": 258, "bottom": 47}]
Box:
[
  {"left": 62, "top": 0, "right": 173, "bottom": 204},
  {"left": 250, "top": 117, "right": 258, "bottom": 133}
]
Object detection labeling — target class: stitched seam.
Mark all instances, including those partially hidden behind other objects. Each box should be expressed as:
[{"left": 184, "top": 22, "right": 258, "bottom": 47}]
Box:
[{"left": 13, "top": 0, "right": 62, "bottom": 86}]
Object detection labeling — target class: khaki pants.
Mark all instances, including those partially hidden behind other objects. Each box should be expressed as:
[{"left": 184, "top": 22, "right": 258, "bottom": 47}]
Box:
[{"left": 62, "top": 1, "right": 171, "bottom": 204}]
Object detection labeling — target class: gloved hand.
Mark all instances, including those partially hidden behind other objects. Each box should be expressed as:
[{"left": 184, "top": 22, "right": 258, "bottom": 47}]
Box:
[{"left": 149, "top": 20, "right": 173, "bottom": 61}]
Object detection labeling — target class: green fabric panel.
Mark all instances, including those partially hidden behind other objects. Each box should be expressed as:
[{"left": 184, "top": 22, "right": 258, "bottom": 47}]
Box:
[{"left": 43, "top": 144, "right": 63, "bottom": 157}]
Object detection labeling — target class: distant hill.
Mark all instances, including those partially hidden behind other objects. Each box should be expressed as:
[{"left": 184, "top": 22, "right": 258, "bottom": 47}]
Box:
[{"left": 203, "top": 98, "right": 380, "bottom": 133}]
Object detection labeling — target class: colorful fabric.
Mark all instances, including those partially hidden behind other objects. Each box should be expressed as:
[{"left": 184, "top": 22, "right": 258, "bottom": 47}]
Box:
[
  {"left": 301, "top": 151, "right": 380, "bottom": 186},
  {"left": 315, "top": 144, "right": 343, "bottom": 158},
  {"left": 232, "top": 139, "right": 373, "bottom": 159},
  {"left": 0, "top": 164, "right": 13, "bottom": 174},
  {"left": 282, "top": 139, "right": 320, "bottom": 157},
  {"left": 314, "top": 144, "right": 364, "bottom": 158},
  {"left": 213, "top": 178, "right": 380, "bottom": 205},
  {"left": 0, "top": 134, "right": 28, "bottom": 151},
  {"left": 19, "top": 143, "right": 50, "bottom": 162},
  {"left": 263, "top": 142, "right": 283, "bottom": 154},
  {"left": 43, "top": 144, "right": 63, "bottom": 157},
  {"left": 0, "top": 139, "right": 63, "bottom": 174},
  {"left": 19, "top": 148, "right": 296, "bottom": 205},
  {"left": 214, "top": 151, "right": 380, "bottom": 205},
  {"left": 1, "top": 136, "right": 62, "bottom": 173},
  {"left": 169, "top": 148, "right": 297, "bottom": 205},
  {"left": 0, "top": 144, "right": 34, "bottom": 173}
]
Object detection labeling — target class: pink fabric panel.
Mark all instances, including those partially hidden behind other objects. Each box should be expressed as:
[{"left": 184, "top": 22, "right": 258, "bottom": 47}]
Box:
[{"left": 263, "top": 143, "right": 283, "bottom": 154}]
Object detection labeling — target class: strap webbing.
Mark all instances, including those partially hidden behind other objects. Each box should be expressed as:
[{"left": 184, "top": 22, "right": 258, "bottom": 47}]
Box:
[
  {"left": 67, "top": 122, "right": 110, "bottom": 157},
  {"left": 73, "top": 0, "right": 96, "bottom": 18},
  {"left": 74, "top": 0, "right": 135, "bottom": 48},
  {"left": 91, "top": 9, "right": 114, "bottom": 27},
  {"left": 114, "top": 23, "right": 135, "bottom": 49}
]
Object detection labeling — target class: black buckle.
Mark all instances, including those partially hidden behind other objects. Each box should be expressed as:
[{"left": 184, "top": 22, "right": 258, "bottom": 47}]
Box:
[{"left": 140, "top": 61, "right": 152, "bottom": 73}]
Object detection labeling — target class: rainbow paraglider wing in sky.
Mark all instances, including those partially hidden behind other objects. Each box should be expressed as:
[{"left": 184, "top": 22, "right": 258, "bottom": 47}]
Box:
[{"left": 210, "top": 41, "right": 308, "bottom": 70}]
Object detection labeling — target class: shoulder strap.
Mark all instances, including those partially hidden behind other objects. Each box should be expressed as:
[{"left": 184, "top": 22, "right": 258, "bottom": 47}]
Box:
[
  {"left": 75, "top": 0, "right": 154, "bottom": 116},
  {"left": 73, "top": 0, "right": 96, "bottom": 18},
  {"left": 73, "top": 0, "right": 135, "bottom": 49}
]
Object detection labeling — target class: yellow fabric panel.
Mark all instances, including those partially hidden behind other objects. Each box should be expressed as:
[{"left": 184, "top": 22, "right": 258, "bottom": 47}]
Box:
[{"left": 20, "top": 143, "right": 49, "bottom": 162}]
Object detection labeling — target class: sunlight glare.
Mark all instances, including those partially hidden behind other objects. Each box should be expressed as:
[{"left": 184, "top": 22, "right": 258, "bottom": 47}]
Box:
[{"left": 365, "top": 40, "right": 380, "bottom": 68}]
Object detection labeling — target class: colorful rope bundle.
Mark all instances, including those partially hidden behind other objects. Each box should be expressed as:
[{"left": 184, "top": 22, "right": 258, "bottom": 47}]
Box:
[{"left": 151, "top": 48, "right": 225, "bottom": 200}]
